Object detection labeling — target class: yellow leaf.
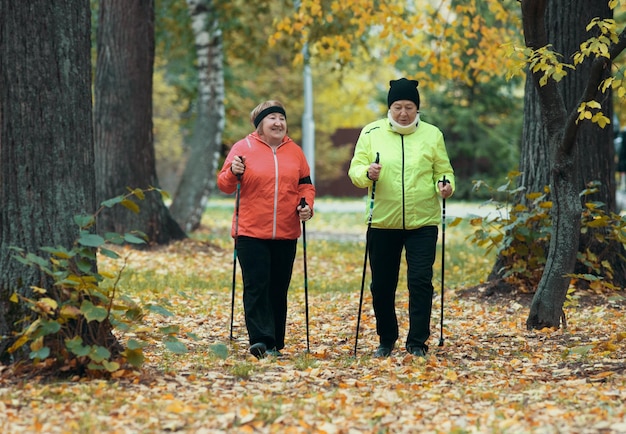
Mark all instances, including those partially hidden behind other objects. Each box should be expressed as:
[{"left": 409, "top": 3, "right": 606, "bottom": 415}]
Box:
[
  {"left": 445, "top": 370, "right": 458, "bottom": 381},
  {"left": 121, "top": 199, "right": 140, "bottom": 214},
  {"left": 131, "top": 188, "right": 145, "bottom": 200},
  {"left": 99, "top": 271, "right": 116, "bottom": 279},
  {"left": 165, "top": 400, "right": 187, "bottom": 414},
  {"left": 39, "top": 297, "right": 58, "bottom": 311},
  {"left": 60, "top": 305, "right": 81, "bottom": 319},
  {"left": 8, "top": 335, "right": 29, "bottom": 353},
  {"left": 30, "top": 336, "right": 44, "bottom": 351},
  {"left": 586, "top": 100, "right": 601, "bottom": 109}
]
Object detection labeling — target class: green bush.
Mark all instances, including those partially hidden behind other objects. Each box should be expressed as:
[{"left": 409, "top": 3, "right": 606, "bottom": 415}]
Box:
[
  {"left": 468, "top": 172, "right": 626, "bottom": 291},
  {"left": 8, "top": 187, "right": 188, "bottom": 374}
]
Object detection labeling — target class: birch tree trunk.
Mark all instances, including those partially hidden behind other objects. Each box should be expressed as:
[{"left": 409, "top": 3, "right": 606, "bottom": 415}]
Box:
[{"left": 169, "top": 0, "right": 225, "bottom": 232}]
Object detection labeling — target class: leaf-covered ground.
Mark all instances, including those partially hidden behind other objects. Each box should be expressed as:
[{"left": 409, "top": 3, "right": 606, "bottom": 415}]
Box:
[{"left": 1, "top": 199, "right": 625, "bottom": 433}]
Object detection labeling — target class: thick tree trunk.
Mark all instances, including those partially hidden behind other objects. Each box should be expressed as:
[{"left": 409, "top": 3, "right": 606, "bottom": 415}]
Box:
[
  {"left": 169, "top": 0, "right": 225, "bottom": 233},
  {"left": 0, "top": 0, "right": 112, "bottom": 360},
  {"left": 521, "top": 0, "right": 626, "bottom": 329},
  {"left": 521, "top": 1, "right": 615, "bottom": 203},
  {"left": 498, "top": 0, "right": 626, "bottom": 289},
  {"left": 543, "top": 0, "right": 626, "bottom": 286},
  {"left": 521, "top": 0, "right": 579, "bottom": 329},
  {"left": 94, "top": 0, "right": 186, "bottom": 245}
]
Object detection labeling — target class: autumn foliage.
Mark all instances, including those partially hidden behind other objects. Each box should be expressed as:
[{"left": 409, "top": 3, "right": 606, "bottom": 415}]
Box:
[{"left": 1, "top": 199, "right": 624, "bottom": 432}]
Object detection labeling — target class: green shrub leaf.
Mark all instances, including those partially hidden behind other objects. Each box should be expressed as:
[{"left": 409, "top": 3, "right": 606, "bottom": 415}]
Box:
[
  {"left": 89, "top": 345, "right": 111, "bottom": 362},
  {"left": 210, "top": 343, "right": 229, "bottom": 360},
  {"left": 123, "top": 233, "right": 146, "bottom": 244},
  {"left": 146, "top": 304, "right": 173, "bottom": 317},
  {"left": 100, "top": 247, "right": 120, "bottom": 259},
  {"left": 66, "top": 336, "right": 90, "bottom": 357},
  {"left": 81, "top": 300, "right": 108, "bottom": 322},
  {"left": 101, "top": 195, "right": 125, "bottom": 208},
  {"left": 29, "top": 346, "right": 50, "bottom": 360},
  {"left": 123, "top": 348, "right": 145, "bottom": 368},
  {"left": 164, "top": 336, "right": 188, "bottom": 354},
  {"left": 78, "top": 233, "right": 105, "bottom": 248}
]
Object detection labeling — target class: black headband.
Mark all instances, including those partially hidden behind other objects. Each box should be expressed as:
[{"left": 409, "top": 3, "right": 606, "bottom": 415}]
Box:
[{"left": 253, "top": 106, "right": 286, "bottom": 128}]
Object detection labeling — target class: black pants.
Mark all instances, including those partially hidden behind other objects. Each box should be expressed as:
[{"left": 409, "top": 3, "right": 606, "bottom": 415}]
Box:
[
  {"left": 236, "top": 236, "right": 297, "bottom": 350},
  {"left": 368, "top": 226, "right": 438, "bottom": 352}
]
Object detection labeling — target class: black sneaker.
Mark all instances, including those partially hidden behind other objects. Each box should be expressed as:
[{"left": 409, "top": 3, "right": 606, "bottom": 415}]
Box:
[
  {"left": 408, "top": 346, "right": 427, "bottom": 358},
  {"left": 266, "top": 347, "right": 283, "bottom": 358},
  {"left": 250, "top": 342, "right": 267, "bottom": 359},
  {"left": 374, "top": 346, "right": 392, "bottom": 358}
]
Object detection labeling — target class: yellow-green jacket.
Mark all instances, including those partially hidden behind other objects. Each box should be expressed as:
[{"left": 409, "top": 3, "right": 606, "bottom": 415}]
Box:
[{"left": 348, "top": 118, "right": 455, "bottom": 229}]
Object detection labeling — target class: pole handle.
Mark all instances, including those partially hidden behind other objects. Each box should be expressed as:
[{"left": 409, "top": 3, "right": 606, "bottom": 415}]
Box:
[{"left": 235, "top": 155, "right": 245, "bottom": 180}]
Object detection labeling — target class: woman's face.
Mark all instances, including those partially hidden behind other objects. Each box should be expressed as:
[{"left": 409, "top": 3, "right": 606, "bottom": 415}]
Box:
[
  {"left": 389, "top": 100, "right": 418, "bottom": 126},
  {"left": 260, "top": 112, "right": 287, "bottom": 143}
]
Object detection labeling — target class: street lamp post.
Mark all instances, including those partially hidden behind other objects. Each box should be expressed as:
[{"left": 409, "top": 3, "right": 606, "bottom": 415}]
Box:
[
  {"left": 302, "top": 42, "right": 315, "bottom": 184},
  {"left": 295, "top": 0, "right": 315, "bottom": 184}
]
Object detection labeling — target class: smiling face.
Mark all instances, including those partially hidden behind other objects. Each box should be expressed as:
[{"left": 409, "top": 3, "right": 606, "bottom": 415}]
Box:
[
  {"left": 389, "top": 100, "right": 418, "bottom": 126},
  {"left": 259, "top": 112, "right": 287, "bottom": 145}
]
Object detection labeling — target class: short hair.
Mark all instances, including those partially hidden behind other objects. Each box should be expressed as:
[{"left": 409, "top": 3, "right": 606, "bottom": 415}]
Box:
[{"left": 250, "top": 100, "right": 286, "bottom": 131}]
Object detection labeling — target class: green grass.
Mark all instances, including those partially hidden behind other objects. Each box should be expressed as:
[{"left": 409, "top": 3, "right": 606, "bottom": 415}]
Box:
[{"left": 200, "top": 196, "right": 494, "bottom": 292}]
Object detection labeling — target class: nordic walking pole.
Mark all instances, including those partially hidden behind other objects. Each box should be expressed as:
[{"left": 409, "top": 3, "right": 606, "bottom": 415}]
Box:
[
  {"left": 300, "top": 197, "right": 310, "bottom": 353},
  {"left": 439, "top": 175, "right": 449, "bottom": 347},
  {"left": 229, "top": 157, "right": 243, "bottom": 341},
  {"left": 354, "top": 152, "right": 380, "bottom": 357}
]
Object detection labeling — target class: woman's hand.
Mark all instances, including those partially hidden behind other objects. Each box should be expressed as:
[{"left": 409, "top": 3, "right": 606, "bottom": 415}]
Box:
[
  {"left": 367, "top": 162, "right": 382, "bottom": 181},
  {"left": 230, "top": 155, "right": 246, "bottom": 177},
  {"left": 438, "top": 180, "right": 452, "bottom": 199},
  {"left": 297, "top": 202, "right": 312, "bottom": 221}
]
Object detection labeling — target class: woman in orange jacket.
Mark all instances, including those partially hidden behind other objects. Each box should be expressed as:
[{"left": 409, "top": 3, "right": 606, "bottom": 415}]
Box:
[{"left": 217, "top": 100, "right": 315, "bottom": 359}]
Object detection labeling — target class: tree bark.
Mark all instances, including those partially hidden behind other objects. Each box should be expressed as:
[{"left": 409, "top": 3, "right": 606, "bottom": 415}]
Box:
[
  {"left": 169, "top": 0, "right": 225, "bottom": 233},
  {"left": 527, "top": 156, "right": 581, "bottom": 328},
  {"left": 94, "top": 0, "right": 186, "bottom": 245},
  {"left": 0, "top": 0, "right": 109, "bottom": 360},
  {"left": 501, "top": 0, "right": 626, "bottom": 291},
  {"left": 521, "top": 0, "right": 626, "bottom": 329}
]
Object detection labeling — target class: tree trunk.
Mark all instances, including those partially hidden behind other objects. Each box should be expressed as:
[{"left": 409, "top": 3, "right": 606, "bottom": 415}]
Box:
[
  {"left": 527, "top": 155, "right": 581, "bottom": 328},
  {"left": 94, "top": 0, "right": 186, "bottom": 245},
  {"left": 497, "top": 0, "right": 626, "bottom": 289},
  {"left": 0, "top": 0, "right": 111, "bottom": 360},
  {"left": 521, "top": 0, "right": 626, "bottom": 329},
  {"left": 169, "top": 0, "right": 225, "bottom": 233}
]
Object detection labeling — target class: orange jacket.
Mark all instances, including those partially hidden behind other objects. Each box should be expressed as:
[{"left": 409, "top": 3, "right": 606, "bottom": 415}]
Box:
[{"left": 217, "top": 132, "right": 315, "bottom": 240}]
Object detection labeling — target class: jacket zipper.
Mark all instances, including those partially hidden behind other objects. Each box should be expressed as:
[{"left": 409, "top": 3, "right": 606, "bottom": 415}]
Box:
[
  {"left": 272, "top": 148, "right": 279, "bottom": 239},
  {"left": 401, "top": 135, "right": 406, "bottom": 230}
]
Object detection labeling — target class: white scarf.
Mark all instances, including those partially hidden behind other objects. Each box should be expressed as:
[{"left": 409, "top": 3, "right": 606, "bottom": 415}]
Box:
[{"left": 387, "top": 110, "right": 420, "bottom": 135}]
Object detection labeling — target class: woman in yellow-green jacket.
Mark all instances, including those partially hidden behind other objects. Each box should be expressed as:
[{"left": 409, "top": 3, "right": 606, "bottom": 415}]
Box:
[{"left": 348, "top": 78, "right": 455, "bottom": 359}]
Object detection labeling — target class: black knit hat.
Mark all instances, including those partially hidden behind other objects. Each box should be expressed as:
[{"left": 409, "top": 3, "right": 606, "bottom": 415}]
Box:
[{"left": 387, "top": 78, "right": 420, "bottom": 108}]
